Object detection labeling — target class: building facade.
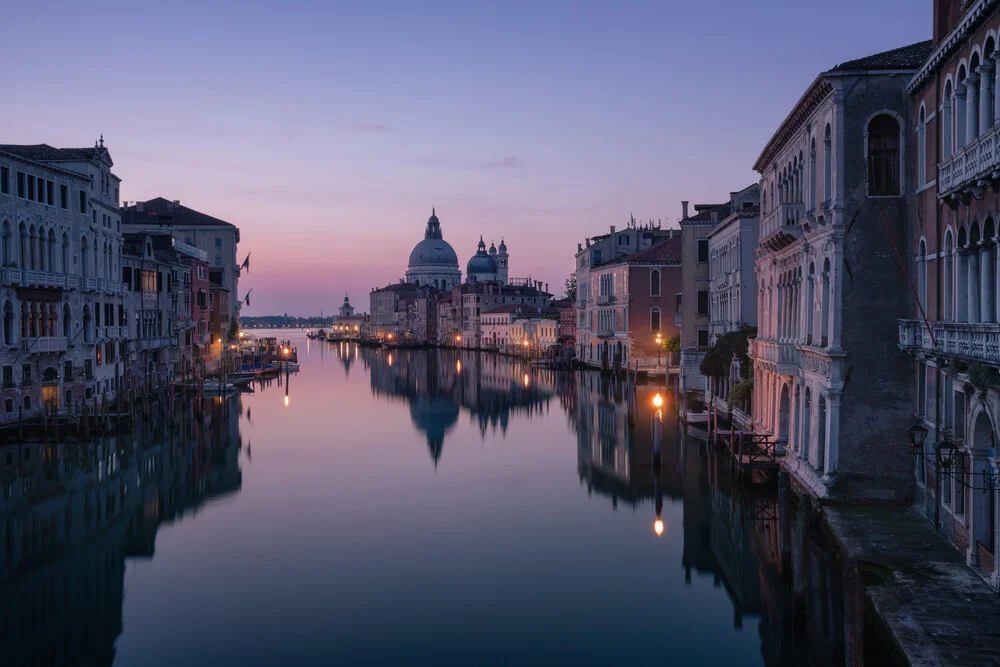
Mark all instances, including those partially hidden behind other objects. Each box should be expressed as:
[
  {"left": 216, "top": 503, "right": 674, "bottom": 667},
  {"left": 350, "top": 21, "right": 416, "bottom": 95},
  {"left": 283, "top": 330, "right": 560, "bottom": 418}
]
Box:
[
  {"left": 708, "top": 185, "right": 761, "bottom": 343},
  {"left": 751, "top": 41, "right": 931, "bottom": 502},
  {"left": 902, "top": 0, "right": 1000, "bottom": 585},
  {"left": 406, "top": 209, "right": 461, "bottom": 289},
  {"left": 0, "top": 141, "right": 125, "bottom": 420}
]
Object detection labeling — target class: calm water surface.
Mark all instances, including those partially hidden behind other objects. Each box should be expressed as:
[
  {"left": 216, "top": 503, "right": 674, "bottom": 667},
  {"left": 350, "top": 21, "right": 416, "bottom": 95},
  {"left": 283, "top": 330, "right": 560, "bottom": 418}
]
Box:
[{"left": 1, "top": 330, "right": 850, "bottom": 666}]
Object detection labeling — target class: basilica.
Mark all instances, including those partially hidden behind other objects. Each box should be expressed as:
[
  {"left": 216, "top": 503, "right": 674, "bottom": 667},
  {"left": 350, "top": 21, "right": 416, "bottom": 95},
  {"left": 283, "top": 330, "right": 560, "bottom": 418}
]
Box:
[{"left": 405, "top": 209, "right": 509, "bottom": 287}]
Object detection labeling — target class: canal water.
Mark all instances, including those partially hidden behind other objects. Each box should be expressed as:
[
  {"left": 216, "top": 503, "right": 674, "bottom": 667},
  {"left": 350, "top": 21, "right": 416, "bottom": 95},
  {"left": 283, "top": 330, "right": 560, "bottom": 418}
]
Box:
[{"left": 1, "top": 330, "right": 861, "bottom": 666}]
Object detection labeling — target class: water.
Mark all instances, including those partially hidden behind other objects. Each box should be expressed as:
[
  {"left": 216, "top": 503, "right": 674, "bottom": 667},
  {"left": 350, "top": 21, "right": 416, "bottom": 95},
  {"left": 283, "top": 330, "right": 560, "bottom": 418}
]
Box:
[{"left": 1, "top": 330, "right": 856, "bottom": 666}]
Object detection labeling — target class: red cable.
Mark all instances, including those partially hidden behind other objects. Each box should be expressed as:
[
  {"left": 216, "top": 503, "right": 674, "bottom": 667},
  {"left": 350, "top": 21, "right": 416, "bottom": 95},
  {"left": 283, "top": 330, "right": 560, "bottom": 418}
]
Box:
[{"left": 878, "top": 207, "right": 936, "bottom": 347}]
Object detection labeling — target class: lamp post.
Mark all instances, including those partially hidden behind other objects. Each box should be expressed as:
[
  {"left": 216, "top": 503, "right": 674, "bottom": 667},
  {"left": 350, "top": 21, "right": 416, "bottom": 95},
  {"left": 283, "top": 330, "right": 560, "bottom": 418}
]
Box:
[
  {"left": 653, "top": 392, "right": 664, "bottom": 537},
  {"left": 655, "top": 333, "right": 662, "bottom": 368}
]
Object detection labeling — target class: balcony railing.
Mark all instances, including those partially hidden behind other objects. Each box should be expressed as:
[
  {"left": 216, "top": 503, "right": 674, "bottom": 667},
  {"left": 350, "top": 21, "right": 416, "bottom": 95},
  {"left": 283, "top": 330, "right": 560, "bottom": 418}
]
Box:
[
  {"left": 1, "top": 269, "right": 84, "bottom": 290},
  {"left": 137, "top": 335, "right": 178, "bottom": 350},
  {"left": 20, "top": 337, "right": 68, "bottom": 354},
  {"left": 84, "top": 276, "right": 98, "bottom": 291},
  {"left": 760, "top": 201, "right": 805, "bottom": 239},
  {"left": 749, "top": 338, "right": 800, "bottom": 372},
  {"left": 596, "top": 294, "right": 615, "bottom": 306},
  {"left": 899, "top": 318, "right": 1000, "bottom": 365},
  {"left": 939, "top": 123, "right": 1000, "bottom": 195},
  {"left": 595, "top": 329, "right": 615, "bottom": 338},
  {"left": 96, "top": 326, "right": 127, "bottom": 340}
]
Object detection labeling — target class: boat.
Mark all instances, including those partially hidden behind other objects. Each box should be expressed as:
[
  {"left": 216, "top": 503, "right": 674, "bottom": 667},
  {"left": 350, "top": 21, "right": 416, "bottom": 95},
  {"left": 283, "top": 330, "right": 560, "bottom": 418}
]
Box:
[
  {"left": 203, "top": 382, "right": 236, "bottom": 395},
  {"left": 230, "top": 375, "right": 255, "bottom": 388}
]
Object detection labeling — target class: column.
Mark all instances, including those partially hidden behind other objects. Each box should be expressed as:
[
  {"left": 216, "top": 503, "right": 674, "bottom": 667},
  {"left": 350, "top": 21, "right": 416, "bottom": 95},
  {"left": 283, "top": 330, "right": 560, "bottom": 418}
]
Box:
[
  {"left": 967, "top": 75, "right": 980, "bottom": 145},
  {"left": 995, "top": 236, "right": 1000, "bottom": 321},
  {"left": 957, "top": 85, "right": 969, "bottom": 148},
  {"left": 980, "top": 63, "right": 995, "bottom": 131},
  {"left": 824, "top": 391, "right": 840, "bottom": 476},
  {"left": 958, "top": 248, "right": 969, "bottom": 322},
  {"left": 982, "top": 241, "right": 994, "bottom": 322},
  {"left": 969, "top": 246, "right": 981, "bottom": 324},
  {"left": 829, "top": 236, "right": 845, "bottom": 351},
  {"left": 993, "top": 52, "right": 1000, "bottom": 129}
]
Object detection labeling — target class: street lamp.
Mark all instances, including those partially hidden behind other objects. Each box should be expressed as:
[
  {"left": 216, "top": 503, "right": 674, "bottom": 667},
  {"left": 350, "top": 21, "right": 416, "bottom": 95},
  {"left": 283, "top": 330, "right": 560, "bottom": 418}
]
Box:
[
  {"left": 907, "top": 419, "right": 929, "bottom": 453},
  {"left": 655, "top": 333, "right": 662, "bottom": 368},
  {"left": 936, "top": 438, "right": 959, "bottom": 469}
]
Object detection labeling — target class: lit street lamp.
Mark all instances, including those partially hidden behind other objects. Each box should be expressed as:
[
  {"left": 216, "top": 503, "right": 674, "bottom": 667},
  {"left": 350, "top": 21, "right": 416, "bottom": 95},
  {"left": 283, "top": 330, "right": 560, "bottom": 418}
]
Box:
[{"left": 655, "top": 333, "right": 662, "bottom": 368}]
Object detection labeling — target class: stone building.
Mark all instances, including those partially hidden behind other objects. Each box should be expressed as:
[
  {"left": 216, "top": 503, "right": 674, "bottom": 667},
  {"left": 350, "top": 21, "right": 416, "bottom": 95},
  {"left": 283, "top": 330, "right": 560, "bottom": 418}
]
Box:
[
  {"left": 465, "top": 236, "right": 509, "bottom": 284},
  {"left": 707, "top": 184, "right": 760, "bottom": 342},
  {"left": 750, "top": 40, "right": 932, "bottom": 503},
  {"left": 405, "top": 209, "right": 462, "bottom": 289},
  {"left": 0, "top": 141, "right": 125, "bottom": 419},
  {"left": 574, "top": 222, "right": 675, "bottom": 370},
  {"left": 122, "top": 198, "right": 241, "bottom": 326},
  {"left": 901, "top": 0, "right": 1000, "bottom": 585},
  {"left": 369, "top": 282, "right": 422, "bottom": 339}
]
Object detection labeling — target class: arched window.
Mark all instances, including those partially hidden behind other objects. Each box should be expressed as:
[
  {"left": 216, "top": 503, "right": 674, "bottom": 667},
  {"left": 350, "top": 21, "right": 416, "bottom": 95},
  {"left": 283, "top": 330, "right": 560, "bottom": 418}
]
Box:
[
  {"left": 817, "top": 395, "right": 827, "bottom": 471},
  {"left": 943, "top": 80, "right": 954, "bottom": 158},
  {"left": 81, "top": 236, "right": 88, "bottom": 277},
  {"left": 807, "top": 263, "right": 816, "bottom": 344},
  {"left": 944, "top": 230, "right": 954, "bottom": 320},
  {"left": 650, "top": 307, "right": 661, "bottom": 332},
  {"left": 650, "top": 269, "right": 660, "bottom": 297},
  {"left": 63, "top": 304, "right": 71, "bottom": 339},
  {"left": 83, "top": 305, "right": 92, "bottom": 344},
  {"left": 1, "top": 220, "right": 9, "bottom": 266},
  {"left": 868, "top": 114, "right": 901, "bottom": 196},
  {"left": 61, "top": 234, "right": 69, "bottom": 274},
  {"left": 47, "top": 229, "right": 55, "bottom": 273},
  {"left": 823, "top": 124, "right": 832, "bottom": 203},
  {"left": 957, "top": 66, "right": 968, "bottom": 148},
  {"left": 28, "top": 225, "right": 37, "bottom": 270},
  {"left": 917, "top": 106, "right": 926, "bottom": 188},
  {"left": 918, "top": 239, "right": 927, "bottom": 313},
  {"left": 821, "top": 258, "right": 831, "bottom": 347},
  {"left": 803, "top": 387, "right": 812, "bottom": 462},
  {"left": 2, "top": 301, "right": 11, "bottom": 347},
  {"left": 809, "top": 137, "right": 817, "bottom": 209}
]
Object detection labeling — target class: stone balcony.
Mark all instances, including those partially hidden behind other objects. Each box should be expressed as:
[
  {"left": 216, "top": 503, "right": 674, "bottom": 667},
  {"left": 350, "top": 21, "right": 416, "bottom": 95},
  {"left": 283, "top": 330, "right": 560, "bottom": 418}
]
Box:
[
  {"left": 20, "top": 337, "right": 68, "bottom": 354},
  {"left": 749, "top": 337, "right": 800, "bottom": 375},
  {"left": 899, "top": 318, "right": 1000, "bottom": 365},
  {"left": 938, "top": 123, "right": 1000, "bottom": 196},
  {"left": 97, "top": 326, "right": 128, "bottom": 340},
  {"left": 595, "top": 294, "right": 616, "bottom": 306},
  {"left": 137, "top": 335, "right": 178, "bottom": 351},
  {"left": 595, "top": 329, "right": 615, "bottom": 339}
]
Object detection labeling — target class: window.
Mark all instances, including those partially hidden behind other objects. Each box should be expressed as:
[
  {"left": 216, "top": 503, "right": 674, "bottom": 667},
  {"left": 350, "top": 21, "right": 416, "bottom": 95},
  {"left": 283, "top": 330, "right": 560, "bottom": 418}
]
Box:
[
  {"left": 21, "top": 363, "right": 31, "bottom": 386},
  {"left": 27, "top": 175, "right": 35, "bottom": 201},
  {"left": 2, "top": 365, "right": 11, "bottom": 388},
  {"left": 917, "top": 106, "right": 926, "bottom": 187},
  {"left": 16, "top": 171, "right": 25, "bottom": 198},
  {"left": 215, "top": 237, "right": 222, "bottom": 248},
  {"left": 60, "top": 184, "right": 68, "bottom": 209},
  {"left": 3, "top": 399, "right": 11, "bottom": 414},
  {"left": 64, "top": 361, "right": 72, "bottom": 380},
  {"left": 650, "top": 269, "right": 661, "bottom": 297},
  {"left": 215, "top": 255, "right": 222, "bottom": 266},
  {"left": 697, "top": 289, "right": 709, "bottom": 316},
  {"left": 650, "top": 308, "right": 661, "bottom": 332},
  {"left": 697, "top": 328, "right": 709, "bottom": 347},
  {"left": 46, "top": 180, "right": 53, "bottom": 205},
  {"left": 868, "top": 114, "right": 901, "bottom": 196},
  {"left": 0, "top": 166, "right": 8, "bottom": 195},
  {"left": 697, "top": 239, "right": 709, "bottom": 263},
  {"left": 953, "top": 453, "right": 966, "bottom": 516},
  {"left": 79, "top": 191, "right": 87, "bottom": 214}
]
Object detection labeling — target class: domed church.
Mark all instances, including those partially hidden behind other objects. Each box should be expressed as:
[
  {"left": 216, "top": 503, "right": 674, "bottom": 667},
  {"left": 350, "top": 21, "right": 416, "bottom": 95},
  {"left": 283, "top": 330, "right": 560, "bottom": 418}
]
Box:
[
  {"left": 466, "top": 236, "right": 509, "bottom": 284},
  {"left": 406, "top": 209, "right": 462, "bottom": 289}
]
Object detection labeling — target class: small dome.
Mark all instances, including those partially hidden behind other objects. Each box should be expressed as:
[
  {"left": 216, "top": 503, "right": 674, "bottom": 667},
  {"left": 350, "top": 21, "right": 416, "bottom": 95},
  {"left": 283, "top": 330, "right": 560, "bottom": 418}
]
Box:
[
  {"left": 467, "top": 249, "right": 497, "bottom": 276},
  {"left": 498, "top": 238, "right": 507, "bottom": 253},
  {"left": 489, "top": 241, "right": 497, "bottom": 257}
]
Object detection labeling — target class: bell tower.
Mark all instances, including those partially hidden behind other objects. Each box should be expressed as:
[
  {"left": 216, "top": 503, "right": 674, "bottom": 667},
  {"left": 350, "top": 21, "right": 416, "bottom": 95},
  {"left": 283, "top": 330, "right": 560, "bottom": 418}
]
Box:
[{"left": 497, "top": 238, "right": 509, "bottom": 285}]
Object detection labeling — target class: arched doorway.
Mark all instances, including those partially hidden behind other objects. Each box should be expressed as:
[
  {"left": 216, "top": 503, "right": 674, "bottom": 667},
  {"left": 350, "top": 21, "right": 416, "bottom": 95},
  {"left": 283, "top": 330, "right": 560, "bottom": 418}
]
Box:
[
  {"left": 972, "top": 410, "right": 996, "bottom": 573},
  {"left": 778, "top": 383, "right": 790, "bottom": 449}
]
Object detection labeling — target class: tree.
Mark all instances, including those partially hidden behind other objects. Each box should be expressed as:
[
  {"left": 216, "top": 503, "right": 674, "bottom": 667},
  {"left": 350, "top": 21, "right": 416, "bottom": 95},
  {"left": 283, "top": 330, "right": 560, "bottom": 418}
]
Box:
[
  {"left": 564, "top": 274, "right": 577, "bottom": 301},
  {"left": 699, "top": 325, "right": 756, "bottom": 380},
  {"left": 664, "top": 334, "right": 681, "bottom": 353}
]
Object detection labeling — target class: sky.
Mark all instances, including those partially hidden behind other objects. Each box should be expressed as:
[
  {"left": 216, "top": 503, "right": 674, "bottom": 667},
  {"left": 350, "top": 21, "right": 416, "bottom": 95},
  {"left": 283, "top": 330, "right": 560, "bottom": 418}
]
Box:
[{"left": 4, "top": 0, "right": 931, "bottom": 316}]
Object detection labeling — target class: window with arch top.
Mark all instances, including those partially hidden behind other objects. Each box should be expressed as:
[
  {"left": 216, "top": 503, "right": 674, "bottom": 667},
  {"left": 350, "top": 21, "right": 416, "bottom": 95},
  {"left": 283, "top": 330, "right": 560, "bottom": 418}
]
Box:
[
  {"left": 650, "top": 307, "right": 661, "bottom": 332},
  {"left": 868, "top": 114, "right": 901, "bottom": 196},
  {"left": 650, "top": 269, "right": 661, "bottom": 297}
]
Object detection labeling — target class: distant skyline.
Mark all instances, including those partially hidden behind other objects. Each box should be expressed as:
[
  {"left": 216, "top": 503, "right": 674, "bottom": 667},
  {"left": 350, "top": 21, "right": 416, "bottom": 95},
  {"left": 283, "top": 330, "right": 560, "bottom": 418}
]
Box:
[{"left": 6, "top": 0, "right": 930, "bottom": 315}]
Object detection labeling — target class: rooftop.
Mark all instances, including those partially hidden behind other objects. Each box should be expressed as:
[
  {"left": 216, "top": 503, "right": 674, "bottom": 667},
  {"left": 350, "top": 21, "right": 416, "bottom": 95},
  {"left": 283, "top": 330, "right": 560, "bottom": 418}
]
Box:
[
  {"left": 830, "top": 40, "right": 933, "bottom": 72},
  {"left": 122, "top": 197, "right": 239, "bottom": 231},
  {"left": 0, "top": 143, "right": 110, "bottom": 164},
  {"left": 608, "top": 236, "right": 682, "bottom": 266}
]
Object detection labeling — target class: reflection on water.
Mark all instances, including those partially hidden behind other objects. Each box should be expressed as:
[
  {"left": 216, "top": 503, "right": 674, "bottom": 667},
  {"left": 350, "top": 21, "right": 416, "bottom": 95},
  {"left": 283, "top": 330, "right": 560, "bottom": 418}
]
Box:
[{"left": 1, "top": 333, "right": 856, "bottom": 666}]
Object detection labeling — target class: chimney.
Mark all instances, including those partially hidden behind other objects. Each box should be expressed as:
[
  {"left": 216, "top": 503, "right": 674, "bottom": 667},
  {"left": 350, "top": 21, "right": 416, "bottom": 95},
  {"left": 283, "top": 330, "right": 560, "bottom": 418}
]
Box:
[
  {"left": 578, "top": 243, "right": 582, "bottom": 252},
  {"left": 586, "top": 238, "right": 591, "bottom": 248},
  {"left": 682, "top": 201, "right": 689, "bottom": 219},
  {"left": 173, "top": 199, "right": 181, "bottom": 207},
  {"left": 545, "top": 282, "right": 548, "bottom": 292},
  {"left": 610, "top": 225, "right": 616, "bottom": 234},
  {"left": 136, "top": 202, "right": 144, "bottom": 213},
  {"left": 711, "top": 211, "right": 718, "bottom": 225}
]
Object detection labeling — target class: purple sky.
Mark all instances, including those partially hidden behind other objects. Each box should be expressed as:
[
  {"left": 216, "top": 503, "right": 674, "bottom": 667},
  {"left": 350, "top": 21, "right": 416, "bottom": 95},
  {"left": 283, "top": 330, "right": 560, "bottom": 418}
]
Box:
[{"left": 7, "top": 0, "right": 930, "bottom": 316}]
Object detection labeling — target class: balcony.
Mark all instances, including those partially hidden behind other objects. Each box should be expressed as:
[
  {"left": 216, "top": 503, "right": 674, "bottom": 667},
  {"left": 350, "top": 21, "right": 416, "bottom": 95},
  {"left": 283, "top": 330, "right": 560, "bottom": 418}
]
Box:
[
  {"left": 760, "top": 202, "right": 805, "bottom": 251},
  {"left": 96, "top": 326, "right": 127, "bottom": 340},
  {"left": 137, "top": 335, "right": 178, "bottom": 351},
  {"left": 596, "top": 294, "right": 615, "bottom": 306},
  {"left": 899, "top": 318, "right": 1000, "bottom": 365},
  {"left": 83, "top": 276, "right": 98, "bottom": 292},
  {"left": 20, "top": 337, "right": 68, "bottom": 354},
  {"left": 749, "top": 338, "right": 800, "bottom": 375},
  {"left": 939, "top": 124, "right": 1000, "bottom": 196},
  {"left": 2, "top": 269, "right": 74, "bottom": 290},
  {"left": 595, "top": 329, "right": 615, "bottom": 338}
]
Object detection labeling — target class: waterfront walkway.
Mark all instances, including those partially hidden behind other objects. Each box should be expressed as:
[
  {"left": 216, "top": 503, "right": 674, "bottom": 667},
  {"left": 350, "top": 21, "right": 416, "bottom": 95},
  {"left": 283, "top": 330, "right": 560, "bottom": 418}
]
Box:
[{"left": 824, "top": 506, "right": 1000, "bottom": 667}]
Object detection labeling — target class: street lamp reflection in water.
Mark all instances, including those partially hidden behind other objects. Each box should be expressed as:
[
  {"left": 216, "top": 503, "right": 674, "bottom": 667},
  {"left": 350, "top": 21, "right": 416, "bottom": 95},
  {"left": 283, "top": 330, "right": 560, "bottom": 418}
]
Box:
[
  {"left": 284, "top": 395, "right": 289, "bottom": 408},
  {"left": 523, "top": 373, "right": 530, "bottom": 387},
  {"left": 456, "top": 359, "right": 462, "bottom": 374},
  {"left": 654, "top": 519, "right": 664, "bottom": 536}
]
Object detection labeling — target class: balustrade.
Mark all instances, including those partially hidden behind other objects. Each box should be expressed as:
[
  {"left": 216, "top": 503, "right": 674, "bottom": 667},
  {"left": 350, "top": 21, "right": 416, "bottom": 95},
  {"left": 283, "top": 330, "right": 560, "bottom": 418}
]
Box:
[
  {"left": 898, "top": 318, "right": 1000, "bottom": 365},
  {"left": 939, "top": 123, "right": 1000, "bottom": 194}
]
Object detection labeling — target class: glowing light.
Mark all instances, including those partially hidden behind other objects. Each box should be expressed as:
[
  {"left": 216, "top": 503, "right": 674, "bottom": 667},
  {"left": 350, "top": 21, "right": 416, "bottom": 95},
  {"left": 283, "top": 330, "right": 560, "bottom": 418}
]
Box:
[
  {"left": 653, "top": 393, "right": 663, "bottom": 408},
  {"left": 217, "top": 337, "right": 222, "bottom": 344},
  {"left": 456, "top": 360, "right": 462, "bottom": 373},
  {"left": 523, "top": 373, "right": 530, "bottom": 387},
  {"left": 455, "top": 334, "right": 462, "bottom": 343},
  {"left": 388, "top": 354, "right": 393, "bottom": 367},
  {"left": 387, "top": 333, "right": 394, "bottom": 341},
  {"left": 283, "top": 395, "right": 289, "bottom": 407},
  {"left": 654, "top": 519, "right": 664, "bottom": 536},
  {"left": 522, "top": 339, "right": 529, "bottom": 347}
]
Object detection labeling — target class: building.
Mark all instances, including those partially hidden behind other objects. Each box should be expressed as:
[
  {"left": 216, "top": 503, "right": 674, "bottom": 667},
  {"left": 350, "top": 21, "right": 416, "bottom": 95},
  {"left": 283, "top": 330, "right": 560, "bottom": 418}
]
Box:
[
  {"left": 121, "top": 233, "right": 183, "bottom": 388},
  {"left": 121, "top": 198, "right": 241, "bottom": 325},
  {"left": 707, "top": 185, "right": 760, "bottom": 343},
  {"left": 465, "top": 236, "right": 509, "bottom": 284},
  {"left": 574, "top": 221, "right": 675, "bottom": 371},
  {"left": 901, "top": 0, "right": 1000, "bottom": 584},
  {"left": 457, "top": 280, "right": 552, "bottom": 349},
  {"left": 338, "top": 294, "right": 354, "bottom": 317},
  {"left": 678, "top": 200, "right": 732, "bottom": 394},
  {"left": 750, "top": 40, "right": 931, "bottom": 503},
  {"left": 576, "top": 231, "right": 681, "bottom": 371},
  {"left": 0, "top": 140, "right": 125, "bottom": 419},
  {"left": 369, "top": 282, "right": 423, "bottom": 340},
  {"left": 405, "top": 209, "right": 462, "bottom": 289},
  {"left": 208, "top": 268, "right": 230, "bottom": 360}
]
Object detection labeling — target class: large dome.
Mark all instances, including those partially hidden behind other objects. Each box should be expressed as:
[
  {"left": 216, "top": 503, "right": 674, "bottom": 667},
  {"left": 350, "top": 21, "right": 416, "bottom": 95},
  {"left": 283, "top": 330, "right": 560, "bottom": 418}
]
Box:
[{"left": 409, "top": 238, "right": 458, "bottom": 267}]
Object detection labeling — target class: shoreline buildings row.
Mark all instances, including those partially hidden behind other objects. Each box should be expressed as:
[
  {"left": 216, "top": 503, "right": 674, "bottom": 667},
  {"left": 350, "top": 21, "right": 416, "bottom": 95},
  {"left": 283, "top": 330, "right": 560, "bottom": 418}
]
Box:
[
  {"left": 0, "top": 141, "right": 243, "bottom": 425},
  {"left": 569, "top": 0, "right": 1000, "bottom": 589}
]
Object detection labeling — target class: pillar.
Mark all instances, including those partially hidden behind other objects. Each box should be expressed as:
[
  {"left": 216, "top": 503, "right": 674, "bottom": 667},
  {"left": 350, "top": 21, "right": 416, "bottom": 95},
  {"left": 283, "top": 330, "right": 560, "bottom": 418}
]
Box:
[
  {"left": 967, "top": 75, "right": 980, "bottom": 145},
  {"left": 995, "top": 236, "right": 1000, "bottom": 323},
  {"left": 829, "top": 236, "right": 845, "bottom": 351},
  {"left": 957, "top": 85, "right": 969, "bottom": 148},
  {"left": 958, "top": 248, "right": 969, "bottom": 322},
  {"left": 969, "top": 246, "right": 981, "bottom": 324},
  {"left": 980, "top": 63, "right": 995, "bottom": 131},
  {"left": 982, "top": 242, "right": 995, "bottom": 322},
  {"left": 993, "top": 52, "right": 1000, "bottom": 129},
  {"left": 825, "top": 392, "right": 841, "bottom": 475}
]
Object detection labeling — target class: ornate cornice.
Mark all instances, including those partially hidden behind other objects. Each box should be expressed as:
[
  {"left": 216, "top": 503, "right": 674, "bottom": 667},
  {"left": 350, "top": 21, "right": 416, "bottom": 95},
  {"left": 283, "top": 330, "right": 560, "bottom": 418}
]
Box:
[
  {"left": 907, "top": 0, "right": 999, "bottom": 94},
  {"left": 754, "top": 78, "right": 834, "bottom": 173}
]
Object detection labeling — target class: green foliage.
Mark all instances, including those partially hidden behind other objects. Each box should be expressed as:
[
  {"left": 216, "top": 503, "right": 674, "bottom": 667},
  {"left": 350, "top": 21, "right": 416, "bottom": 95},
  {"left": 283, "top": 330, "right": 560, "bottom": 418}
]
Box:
[
  {"left": 967, "top": 362, "right": 999, "bottom": 397},
  {"left": 729, "top": 375, "right": 754, "bottom": 412},
  {"left": 699, "top": 325, "right": 756, "bottom": 379},
  {"left": 664, "top": 334, "right": 681, "bottom": 353},
  {"left": 227, "top": 319, "right": 239, "bottom": 341}
]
